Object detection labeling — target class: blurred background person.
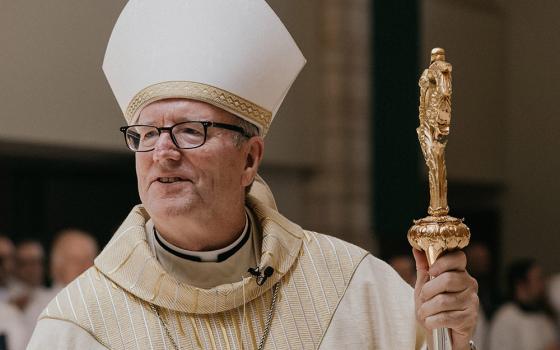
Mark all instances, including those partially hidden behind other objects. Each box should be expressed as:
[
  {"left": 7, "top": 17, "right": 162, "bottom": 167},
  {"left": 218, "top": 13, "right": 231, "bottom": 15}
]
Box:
[
  {"left": 547, "top": 274, "right": 560, "bottom": 336},
  {"left": 0, "top": 235, "right": 25, "bottom": 350},
  {"left": 387, "top": 252, "right": 416, "bottom": 287},
  {"left": 9, "top": 240, "right": 48, "bottom": 344},
  {"left": 23, "top": 229, "right": 98, "bottom": 340},
  {"left": 465, "top": 241, "right": 502, "bottom": 318},
  {"left": 466, "top": 241, "right": 502, "bottom": 349},
  {"left": 0, "top": 301, "right": 26, "bottom": 350},
  {"left": 10, "top": 240, "right": 46, "bottom": 311},
  {"left": 48, "top": 229, "right": 98, "bottom": 288},
  {"left": 0, "top": 236, "right": 16, "bottom": 302},
  {"left": 489, "top": 258, "right": 559, "bottom": 350}
]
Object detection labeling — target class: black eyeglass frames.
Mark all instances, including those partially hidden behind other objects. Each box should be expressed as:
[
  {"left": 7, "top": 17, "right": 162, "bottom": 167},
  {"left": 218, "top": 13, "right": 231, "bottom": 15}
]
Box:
[{"left": 119, "top": 121, "right": 251, "bottom": 152}]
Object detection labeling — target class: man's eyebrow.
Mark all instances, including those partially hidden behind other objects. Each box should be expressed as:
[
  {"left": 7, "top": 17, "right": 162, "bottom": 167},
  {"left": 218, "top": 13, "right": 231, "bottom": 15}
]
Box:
[
  {"left": 175, "top": 116, "right": 197, "bottom": 122},
  {"left": 174, "top": 116, "right": 216, "bottom": 123},
  {"left": 137, "top": 115, "right": 200, "bottom": 125}
]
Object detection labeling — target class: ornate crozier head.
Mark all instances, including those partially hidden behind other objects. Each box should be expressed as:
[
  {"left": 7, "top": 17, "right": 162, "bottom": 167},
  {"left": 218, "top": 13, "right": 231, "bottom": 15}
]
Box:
[{"left": 426, "top": 60, "right": 453, "bottom": 142}]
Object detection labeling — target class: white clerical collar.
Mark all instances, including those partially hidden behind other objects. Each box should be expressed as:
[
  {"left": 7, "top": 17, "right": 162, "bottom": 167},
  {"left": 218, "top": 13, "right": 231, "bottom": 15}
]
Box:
[{"left": 153, "top": 210, "right": 250, "bottom": 262}]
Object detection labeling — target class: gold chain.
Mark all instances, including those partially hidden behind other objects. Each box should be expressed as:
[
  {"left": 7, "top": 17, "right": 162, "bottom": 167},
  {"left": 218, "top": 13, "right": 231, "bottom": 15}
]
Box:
[
  {"left": 150, "top": 282, "right": 280, "bottom": 350},
  {"left": 149, "top": 303, "right": 180, "bottom": 349}
]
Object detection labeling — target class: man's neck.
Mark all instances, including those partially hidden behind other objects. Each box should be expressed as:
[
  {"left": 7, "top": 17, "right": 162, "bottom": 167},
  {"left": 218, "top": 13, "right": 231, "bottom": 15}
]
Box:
[
  {"left": 152, "top": 206, "right": 247, "bottom": 251},
  {"left": 154, "top": 212, "right": 249, "bottom": 262}
]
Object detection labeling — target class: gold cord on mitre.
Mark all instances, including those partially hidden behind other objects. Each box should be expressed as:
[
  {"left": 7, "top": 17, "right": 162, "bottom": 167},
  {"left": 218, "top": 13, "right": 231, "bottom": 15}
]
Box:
[{"left": 103, "top": 0, "right": 306, "bottom": 136}]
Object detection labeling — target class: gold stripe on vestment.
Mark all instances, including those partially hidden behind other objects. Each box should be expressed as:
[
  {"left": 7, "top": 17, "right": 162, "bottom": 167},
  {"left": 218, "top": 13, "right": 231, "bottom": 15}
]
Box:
[
  {"left": 217, "top": 314, "right": 232, "bottom": 350},
  {"left": 203, "top": 316, "right": 218, "bottom": 350},
  {"left": 243, "top": 306, "right": 258, "bottom": 349},
  {"left": 230, "top": 310, "right": 244, "bottom": 350},
  {"left": 188, "top": 315, "right": 203, "bottom": 349},
  {"left": 174, "top": 312, "right": 185, "bottom": 336},
  {"left": 252, "top": 298, "right": 266, "bottom": 337}
]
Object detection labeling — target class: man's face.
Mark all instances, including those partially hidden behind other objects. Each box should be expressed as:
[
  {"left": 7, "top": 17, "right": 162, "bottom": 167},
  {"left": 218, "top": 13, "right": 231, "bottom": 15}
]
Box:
[
  {"left": 135, "top": 99, "right": 252, "bottom": 222},
  {"left": 389, "top": 255, "right": 416, "bottom": 287},
  {"left": 465, "top": 243, "right": 491, "bottom": 279},
  {"left": 0, "top": 237, "right": 15, "bottom": 286},
  {"left": 525, "top": 265, "right": 546, "bottom": 302},
  {"left": 51, "top": 233, "right": 98, "bottom": 286},
  {"left": 15, "top": 242, "right": 44, "bottom": 287}
]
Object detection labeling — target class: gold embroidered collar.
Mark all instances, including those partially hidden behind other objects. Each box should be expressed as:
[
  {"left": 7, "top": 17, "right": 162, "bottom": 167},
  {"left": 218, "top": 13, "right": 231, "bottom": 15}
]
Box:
[{"left": 94, "top": 195, "right": 304, "bottom": 314}]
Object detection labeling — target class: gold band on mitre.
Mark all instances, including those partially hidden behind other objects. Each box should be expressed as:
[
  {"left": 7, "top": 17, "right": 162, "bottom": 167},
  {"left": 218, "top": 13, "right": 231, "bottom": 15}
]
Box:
[{"left": 125, "top": 81, "right": 273, "bottom": 136}]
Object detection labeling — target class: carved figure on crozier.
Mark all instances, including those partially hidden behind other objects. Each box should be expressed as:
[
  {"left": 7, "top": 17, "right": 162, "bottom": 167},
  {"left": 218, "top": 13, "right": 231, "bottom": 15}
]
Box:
[{"left": 417, "top": 56, "right": 452, "bottom": 217}]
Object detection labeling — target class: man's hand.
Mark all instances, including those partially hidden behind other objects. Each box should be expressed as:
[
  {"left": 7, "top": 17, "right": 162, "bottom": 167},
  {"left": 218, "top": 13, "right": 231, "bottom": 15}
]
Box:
[{"left": 413, "top": 248, "right": 479, "bottom": 350}]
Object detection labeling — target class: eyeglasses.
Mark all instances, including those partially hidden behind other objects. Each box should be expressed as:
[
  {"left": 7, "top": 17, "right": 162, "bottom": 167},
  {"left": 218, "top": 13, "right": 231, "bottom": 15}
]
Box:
[{"left": 119, "top": 121, "right": 251, "bottom": 152}]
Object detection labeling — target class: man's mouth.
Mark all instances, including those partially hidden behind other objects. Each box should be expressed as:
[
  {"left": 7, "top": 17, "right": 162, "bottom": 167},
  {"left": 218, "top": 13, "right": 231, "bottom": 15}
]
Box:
[{"left": 157, "top": 177, "right": 184, "bottom": 184}]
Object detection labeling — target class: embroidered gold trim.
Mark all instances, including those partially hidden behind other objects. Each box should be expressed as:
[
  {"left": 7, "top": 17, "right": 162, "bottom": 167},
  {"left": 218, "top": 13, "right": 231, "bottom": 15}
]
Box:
[{"left": 125, "top": 81, "right": 272, "bottom": 135}]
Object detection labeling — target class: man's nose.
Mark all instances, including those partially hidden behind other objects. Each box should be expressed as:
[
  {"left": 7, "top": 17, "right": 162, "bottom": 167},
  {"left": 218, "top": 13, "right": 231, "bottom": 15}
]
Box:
[{"left": 153, "top": 131, "right": 181, "bottom": 161}]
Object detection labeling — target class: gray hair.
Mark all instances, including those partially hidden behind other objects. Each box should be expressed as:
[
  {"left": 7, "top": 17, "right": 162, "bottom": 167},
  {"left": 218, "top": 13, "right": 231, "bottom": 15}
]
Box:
[
  {"left": 232, "top": 116, "right": 260, "bottom": 147},
  {"left": 229, "top": 115, "right": 260, "bottom": 194}
]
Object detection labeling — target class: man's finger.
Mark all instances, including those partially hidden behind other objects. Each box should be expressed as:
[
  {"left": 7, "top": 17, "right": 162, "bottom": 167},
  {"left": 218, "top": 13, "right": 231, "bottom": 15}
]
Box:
[
  {"left": 422, "top": 308, "right": 476, "bottom": 335},
  {"left": 413, "top": 248, "right": 430, "bottom": 296},
  {"left": 417, "top": 289, "right": 472, "bottom": 320},
  {"left": 429, "top": 250, "right": 467, "bottom": 277},
  {"left": 419, "top": 271, "right": 474, "bottom": 301}
]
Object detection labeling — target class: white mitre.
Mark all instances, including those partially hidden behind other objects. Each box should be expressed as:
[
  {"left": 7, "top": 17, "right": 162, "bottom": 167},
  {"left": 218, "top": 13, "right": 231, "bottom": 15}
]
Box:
[{"left": 103, "top": 0, "right": 306, "bottom": 136}]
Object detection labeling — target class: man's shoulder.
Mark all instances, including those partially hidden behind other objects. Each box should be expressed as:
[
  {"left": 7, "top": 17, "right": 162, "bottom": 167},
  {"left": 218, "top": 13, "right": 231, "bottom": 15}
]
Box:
[
  {"left": 302, "top": 231, "right": 369, "bottom": 261},
  {"left": 493, "top": 302, "right": 521, "bottom": 320},
  {"left": 299, "top": 231, "right": 406, "bottom": 290},
  {"left": 299, "top": 232, "right": 419, "bottom": 349},
  {"left": 490, "top": 302, "right": 527, "bottom": 333},
  {"left": 301, "top": 231, "right": 369, "bottom": 273},
  {"left": 36, "top": 265, "right": 147, "bottom": 347},
  {"left": 30, "top": 271, "right": 112, "bottom": 349},
  {"left": 39, "top": 266, "right": 127, "bottom": 326}
]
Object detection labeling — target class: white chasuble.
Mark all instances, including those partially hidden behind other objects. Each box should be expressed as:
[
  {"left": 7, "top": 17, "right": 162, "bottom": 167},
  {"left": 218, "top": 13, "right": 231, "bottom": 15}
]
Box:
[{"left": 28, "top": 196, "right": 425, "bottom": 349}]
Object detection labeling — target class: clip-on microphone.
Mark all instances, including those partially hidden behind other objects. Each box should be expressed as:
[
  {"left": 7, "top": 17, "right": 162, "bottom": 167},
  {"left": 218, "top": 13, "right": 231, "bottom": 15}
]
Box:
[{"left": 248, "top": 266, "right": 274, "bottom": 286}]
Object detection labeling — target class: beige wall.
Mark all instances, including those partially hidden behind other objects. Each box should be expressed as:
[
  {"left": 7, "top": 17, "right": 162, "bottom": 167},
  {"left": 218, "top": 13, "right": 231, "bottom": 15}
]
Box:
[
  {"left": 421, "top": 0, "right": 506, "bottom": 183},
  {"left": 422, "top": 0, "right": 560, "bottom": 274},
  {"left": 503, "top": 0, "right": 560, "bottom": 274},
  {"left": 0, "top": 1, "right": 320, "bottom": 165},
  {"left": 0, "top": 1, "right": 125, "bottom": 151}
]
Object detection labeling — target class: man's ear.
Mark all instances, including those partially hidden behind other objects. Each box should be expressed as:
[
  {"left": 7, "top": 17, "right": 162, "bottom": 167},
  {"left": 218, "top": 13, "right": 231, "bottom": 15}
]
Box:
[{"left": 241, "top": 136, "right": 264, "bottom": 187}]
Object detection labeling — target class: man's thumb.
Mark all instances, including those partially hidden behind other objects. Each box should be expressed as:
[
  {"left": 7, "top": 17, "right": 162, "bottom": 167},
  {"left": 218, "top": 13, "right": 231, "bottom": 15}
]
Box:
[{"left": 412, "top": 248, "right": 430, "bottom": 294}]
